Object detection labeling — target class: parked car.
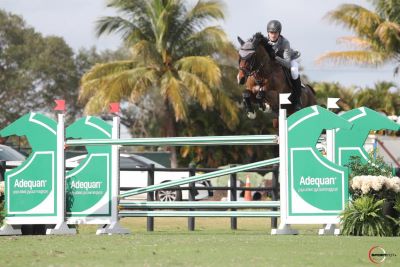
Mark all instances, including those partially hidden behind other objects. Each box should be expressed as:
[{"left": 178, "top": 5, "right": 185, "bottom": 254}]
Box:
[
  {"left": 0, "top": 144, "right": 26, "bottom": 181},
  {"left": 66, "top": 153, "right": 212, "bottom": 201},
  {"left": 0, "top": 144, "right": 26, "bottom": 162}
]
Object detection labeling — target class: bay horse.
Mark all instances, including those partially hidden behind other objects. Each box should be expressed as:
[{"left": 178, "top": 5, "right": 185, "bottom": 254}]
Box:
[{"left": 237, "top": 33, "right": 316, "bottom": 126}]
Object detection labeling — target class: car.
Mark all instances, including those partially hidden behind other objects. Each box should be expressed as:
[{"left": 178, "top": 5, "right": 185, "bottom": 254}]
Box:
[
  {"left": 1, "top": 147, "right": 212, "bottom": 201},
  {"left": 0, "top": 144, "right": 26, "bottom": 181},
  {"left": 66, "top": 153, "right": 212, "bottom": 201},
  {"left": 0, "top": 144, "right": 26, "bottom": 162}
]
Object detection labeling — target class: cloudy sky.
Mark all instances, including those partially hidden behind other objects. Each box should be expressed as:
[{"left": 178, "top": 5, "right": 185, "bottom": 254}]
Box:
[{"left": 1, "top": 0, "right": 399, "bottom": 87}]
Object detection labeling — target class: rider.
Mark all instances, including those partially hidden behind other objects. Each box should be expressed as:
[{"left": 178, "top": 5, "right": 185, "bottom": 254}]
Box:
[{"left": 263, "top": 20, "right": 302, "bottom": 110}]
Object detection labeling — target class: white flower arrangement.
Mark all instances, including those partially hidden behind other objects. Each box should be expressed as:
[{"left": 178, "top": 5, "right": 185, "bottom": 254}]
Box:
[{"left": 351, "top": 175, "right": 400, "bottom": 194}]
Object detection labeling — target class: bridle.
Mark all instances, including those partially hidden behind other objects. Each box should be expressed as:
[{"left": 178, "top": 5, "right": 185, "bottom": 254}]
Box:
[{"left": 239, "top": 52, "right": 265, "bottom": 85}]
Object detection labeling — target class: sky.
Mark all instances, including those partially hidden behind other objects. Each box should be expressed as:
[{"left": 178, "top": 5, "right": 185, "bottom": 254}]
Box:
[{"left": 1, "top": 0, "right": 399, "bottom": 88}]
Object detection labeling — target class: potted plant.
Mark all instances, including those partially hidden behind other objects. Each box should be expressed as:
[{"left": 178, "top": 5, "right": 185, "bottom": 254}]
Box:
[{"left": 341, "top": 155, "right": 400, "bottom": 236}]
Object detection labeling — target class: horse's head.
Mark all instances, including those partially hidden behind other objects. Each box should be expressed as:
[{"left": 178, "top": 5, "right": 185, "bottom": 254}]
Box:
[
  {"left": 237, "top": 33, "right": 273, "bottom": 85},
  {"left": 237, "top": 37, "right": 256, "bottom": 84}
]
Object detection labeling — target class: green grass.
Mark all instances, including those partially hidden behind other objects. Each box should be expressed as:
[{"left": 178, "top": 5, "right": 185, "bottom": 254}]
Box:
[{"left": 0, "top": 218, "right": 399, "bottom": 267}]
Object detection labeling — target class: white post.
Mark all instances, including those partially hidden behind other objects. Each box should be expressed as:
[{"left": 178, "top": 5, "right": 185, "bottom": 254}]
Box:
[
  {"left": 319, "top": 98, "right": 340, "bottom": 235},
  {"left": 47, "top": 113, "right": 76, "bottom": 235},
  {"left": 271, "top": 94, "right": 298, "bottom": 235},
  {"left": 96, "top": 116, "right": 130, "bottom": 235},
  {"left": 325, "top": 98, "right": 340, "bottom": 163}
]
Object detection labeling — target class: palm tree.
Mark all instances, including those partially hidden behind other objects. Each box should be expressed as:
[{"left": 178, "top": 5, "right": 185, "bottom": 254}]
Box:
[
  {"left": 316, "top": 0, "right": 400, "bottom": 75},
  {"left": 355, "top": 81, "right": 400, "bottom": 114},
  {"left": 312, "top": 82, "right": 356, "bottom": 110},
  {"left": 79, "top": 0, "right": 239, "bottom": 167}
]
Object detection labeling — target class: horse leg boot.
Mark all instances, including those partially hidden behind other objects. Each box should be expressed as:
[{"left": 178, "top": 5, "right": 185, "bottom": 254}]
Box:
[
  {"left": 242, "top": 90, "right": 256, "bottom": 119},
  {"left": 256, "top": 89, "right": 266, "bottom": 111},
  {"left": 289, "top": 77, "right": 303, "bottom": 111}
]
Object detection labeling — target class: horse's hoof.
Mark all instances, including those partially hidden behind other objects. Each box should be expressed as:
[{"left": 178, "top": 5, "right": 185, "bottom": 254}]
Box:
[
  {"left": 247, "top": 112, "right": 256, "bottom": 119},
  {"left": 260, "top": 103, "right": 271, "bottom": 113}
]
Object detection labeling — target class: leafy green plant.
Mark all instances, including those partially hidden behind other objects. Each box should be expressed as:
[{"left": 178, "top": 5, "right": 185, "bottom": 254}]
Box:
[
  {"left": 387, "top": 194, "right": 400, "bottom": 236},
  {"left": 346, "top": 155, "right": 393, "bottom": 178},
  {"left": 0, "top": 200, "right": 5, "bottom": 226},
  {"left": 341, "top": 196, "right": 392, "bottom": 236},
  {"left": 395, "top": 194, "right": 400, "bottom": 214}
]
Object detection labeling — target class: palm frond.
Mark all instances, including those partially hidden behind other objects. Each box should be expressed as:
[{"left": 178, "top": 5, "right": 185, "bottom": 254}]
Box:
[
  {"left": 180, "top": 26, "right": 235, "bottom": 58},
  {"left": 175, "top": 56, "right": 221, "bottom": 87},
  {"left": 370, "top": 0, "right": 400, "bottom": 22},
  {"left": 81, "top": 60, "right": 134, "bottom": 82},
  {"left": 178, "top": 70, "right": 214, "bottom": 109},
  {"left": 80, "top": 66, "right": 158, "bottom": 106},
  {"left": 212, "top": 89, "right": 239, "bottom": 130},
  {"left": 166, "top": 1, "right": 226, "bottom": 54},
  {"left": 316, "top": 50, "right": 389, "bottom": 66},
  {"left": 325, "top": 4, "right": 382, "bottom": 38},
  {"left": 160, "top": 71, "right": 187, "bottom": 121},
  {"left": 375, "top": 21, "right": 400, "bottom": 49},
  {"left": 129, "top": 40, "right": 163, "bottom": 67},
  {"left": 97, "top": 0, "right": 154, "bottom": 43},
  {"left": 336, "top": 36, "right": 374, "bottom": 49},
  {"left": 82, "top": 91, "right": 109, "bottom": 114}
]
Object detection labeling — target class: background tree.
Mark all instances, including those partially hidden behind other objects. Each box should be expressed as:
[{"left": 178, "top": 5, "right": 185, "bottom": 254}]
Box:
[
  {"left": 355, "top": 81, "right": 400, "bottom": 114},
  {"left": 317, "top": 0, "right": 400, "bottom": 75},
  {"left": 312, "top": 82, "right": 355, "bottom": 110},
  {"left": 80, "top": 0, "right": 239, "bottom": 167},
  {"left": 0, "top": 10, "right": 80, "bottom": 129}
]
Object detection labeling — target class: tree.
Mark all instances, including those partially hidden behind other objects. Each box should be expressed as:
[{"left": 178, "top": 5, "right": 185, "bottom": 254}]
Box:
[
  {"left": 355, "top": 81, "right": 400, "bottom": 114},
  {"left": 317, "top": 0, "right": 400, "bottom": 75},
  {"left": 312, "top": 82, "right": 356, "bottom": 110},
  {"left": 80, "top": 0, "right": 239, "bottom": 167},
  {"left": 0, "top": 10, "right": 80, "bottom": 128}
]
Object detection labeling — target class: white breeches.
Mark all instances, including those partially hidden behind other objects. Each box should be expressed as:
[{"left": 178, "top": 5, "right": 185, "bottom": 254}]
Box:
[{"left": 290, "top": 60, "right": 299, "bottom": 80}]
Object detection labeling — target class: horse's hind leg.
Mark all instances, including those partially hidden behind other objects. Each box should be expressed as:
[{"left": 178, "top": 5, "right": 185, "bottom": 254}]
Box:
[{"left": 243, "top": 90, "right": 256, "bottom": 119}]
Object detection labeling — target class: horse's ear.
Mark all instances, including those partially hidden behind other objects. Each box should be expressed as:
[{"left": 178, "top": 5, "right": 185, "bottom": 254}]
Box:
[{"left": 237, "top": 36, "right": 245, "bottom": 46}]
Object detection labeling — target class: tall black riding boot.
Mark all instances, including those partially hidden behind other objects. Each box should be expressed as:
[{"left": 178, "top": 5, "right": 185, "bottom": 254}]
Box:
[{"left": 289, "top": 77, "right": 302, "bottom": 111}]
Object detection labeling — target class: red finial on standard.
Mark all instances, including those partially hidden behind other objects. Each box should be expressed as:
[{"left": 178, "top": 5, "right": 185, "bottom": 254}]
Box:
[{"left": 54, "top": 99, "right": 66, "bottom": 111}]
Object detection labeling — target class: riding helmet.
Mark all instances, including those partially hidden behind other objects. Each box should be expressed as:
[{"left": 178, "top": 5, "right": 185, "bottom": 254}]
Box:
[{"left": 267, "top": 20, "right": 282, "bottom": 33}]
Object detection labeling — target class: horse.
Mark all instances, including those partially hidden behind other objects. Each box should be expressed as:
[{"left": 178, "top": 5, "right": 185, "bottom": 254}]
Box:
[{"left": 237, "top": 33, "right": 316, "bottom": 126}]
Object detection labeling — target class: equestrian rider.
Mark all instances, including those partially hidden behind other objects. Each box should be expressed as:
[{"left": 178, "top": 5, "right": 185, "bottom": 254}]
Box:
[{"left": 262, "top": 20, "right": 302, "bottom": 110}]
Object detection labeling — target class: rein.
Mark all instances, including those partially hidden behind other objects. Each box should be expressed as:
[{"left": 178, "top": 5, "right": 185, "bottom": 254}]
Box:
[{"left": 239, "top": 54, "right": 271, "bottom": 86}]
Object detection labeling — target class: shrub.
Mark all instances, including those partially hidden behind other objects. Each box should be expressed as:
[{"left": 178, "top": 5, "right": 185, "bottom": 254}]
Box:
[
  {"left": 0, "top": 200, "right": 4, "bottom": 226},
  {"left": 341, "top": 196, "right": 392, "bottom": 236},
  {"left": 346, "top": 154, "right": 393, "bottom": 178}
]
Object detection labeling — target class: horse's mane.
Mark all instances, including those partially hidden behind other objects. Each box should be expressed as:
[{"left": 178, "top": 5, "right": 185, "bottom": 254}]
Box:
[{"left": 250, "top": 32, "right": 275, "bottom": 59}]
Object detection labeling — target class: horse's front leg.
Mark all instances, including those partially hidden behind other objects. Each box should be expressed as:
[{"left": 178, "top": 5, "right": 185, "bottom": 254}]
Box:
[
  {"left": 242, "top": 89, "right": 256, "bottom": 119},
  {"left": 255, "top": 81, "right": 271, "bottom": 113}
]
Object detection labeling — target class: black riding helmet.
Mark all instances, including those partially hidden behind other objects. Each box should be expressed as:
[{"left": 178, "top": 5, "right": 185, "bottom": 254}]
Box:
[{"left": 267, "top": 20, "right": 282, "bottom": 33}]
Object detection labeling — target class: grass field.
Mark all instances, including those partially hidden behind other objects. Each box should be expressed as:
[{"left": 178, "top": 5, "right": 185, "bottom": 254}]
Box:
[{"left": 0, "top": 218, "right": 399, "bottom": 267}]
